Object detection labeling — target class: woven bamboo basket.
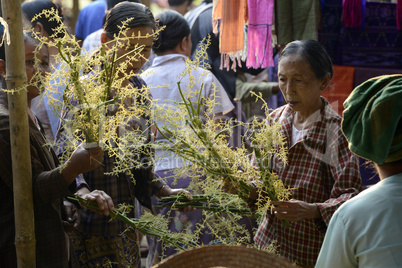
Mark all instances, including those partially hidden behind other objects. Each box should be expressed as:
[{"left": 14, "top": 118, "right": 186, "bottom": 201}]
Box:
[{"left": 152, "top": 245, "right": 299, "bottom": 268}]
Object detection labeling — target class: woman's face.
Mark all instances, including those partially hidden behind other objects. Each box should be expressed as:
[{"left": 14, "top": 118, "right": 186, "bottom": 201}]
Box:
[
  {"left": 278, "top": 54, "right": 329, "bottom": 116},
  {"left": 108, "top": 26, "right": 154, "bottom": 76},
  {"left": 25, "top": 40, "right": 50, "bottom": 101}
]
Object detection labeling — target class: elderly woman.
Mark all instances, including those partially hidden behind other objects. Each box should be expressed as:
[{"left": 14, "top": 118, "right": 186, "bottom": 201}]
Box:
[
  {"left": 0, "top": 32, "right": 109, "bottom": 267},
  {"left": 250, "top": 40, "right": 362, "bottom": 267},
  {"left": 22, "top": 0, "right": 66, "bottom": 141},
  {"left": 316, "top": 74, "right": 402, "bottom": 267}
]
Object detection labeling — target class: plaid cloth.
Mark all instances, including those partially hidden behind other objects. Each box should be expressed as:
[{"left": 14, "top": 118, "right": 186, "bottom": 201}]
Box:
[
  {"left": 254, "top": 97, "right": 362, "bottom": 266},
  {"left": 0, "top": 94, "right": 75, "bottom": 267}
]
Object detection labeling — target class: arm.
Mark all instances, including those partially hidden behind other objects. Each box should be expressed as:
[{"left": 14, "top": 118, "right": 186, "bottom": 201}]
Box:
[
  {"left": 271, "top": 134, "right": 362, "bottom": 224},
  {"left": 315, "top": 211, "right": 357, "bottom": 268},
  {"left": 315, "top": 132, "right": 362, "bottom": 226},
  {"left": 235, "top": 73, "right": 279, "bottom": 103}
]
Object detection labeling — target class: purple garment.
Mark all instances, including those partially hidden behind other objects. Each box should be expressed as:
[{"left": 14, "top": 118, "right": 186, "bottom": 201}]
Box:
[
  {"left": 318, "top": 0, "right": 343, "bottom": 65},
  {"left": 339, "top": 2, "right": 402, "bottom": 68},
  {"left": 246, "top": 0, "right": 274, "bottom": 68},
  {"left": 267, "top": 53, "right": 284, "bottom": 109},
  {"left": 397, "top": 0, "right": 402, "bottom": 30},
  {"left": 342, "top": 0, "right": 365, "bottom": 28}
]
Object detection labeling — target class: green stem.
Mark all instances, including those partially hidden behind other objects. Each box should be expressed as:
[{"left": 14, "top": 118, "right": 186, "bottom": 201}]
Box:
[{"left": 68, "top": 195, "right": 196, "bottom": 249}]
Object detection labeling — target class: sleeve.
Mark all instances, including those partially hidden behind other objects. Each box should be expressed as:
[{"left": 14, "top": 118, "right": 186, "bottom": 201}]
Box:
[
  {"left": 315, "top": 210, "right": 358, "bottom": 268},
  {"left": 131, "top": 81, "right": 165, "bottom": 210},
  {"left": 315, "top": 124, "right": 362, "bottom": 228},
  {"left": 0, "top": 117, "right": 14, "bottom": 189},
  {"left": 55, "top": 100, "right": 90, "bottom": 192},
  {"left": 30, "top": 145, "right": 73, "bottom": 204},
  {"left": 0, "top": 116, "right": 73, "bottom": 205},
  {"left": 132, "top": 122, "right": 165, "bottom": 210},
  {"left": 235, "top": 74, "right": 277, "bottom": 103},
  {"left": 205, "top": 71, "right": 234, "bottom": 115}
]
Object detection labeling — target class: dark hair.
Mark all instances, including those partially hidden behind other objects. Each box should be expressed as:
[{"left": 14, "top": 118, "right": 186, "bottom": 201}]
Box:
[
  {"left": 106, "top": 0, "right": 140, "bottom": 10},
  {"left": 168, "top": 0, "right": 193, "bottom": 7},
  {"left": 21, "top": 0, "right": 64, "bottom": 39},
  {"left": 153, "top": 10, "right": 190, "bottom": 54},
  {"left": 279, "top": 40, "right": 333, "bottom": 80},
  {"left": 104, "top": 2, "right": 156, "bottom": 39},
  {"left": 0, "top": 31, "right": 39, "bottom": 62},
  {"left": 0, "top": 43, "right": 4, "bottom": 62}
]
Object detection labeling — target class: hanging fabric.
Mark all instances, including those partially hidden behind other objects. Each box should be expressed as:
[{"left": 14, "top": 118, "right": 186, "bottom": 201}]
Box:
[
  {"left": 342, "top": 0, "right": 365, "bottom": 27},
  {"left": 246, "top": 0, "right": 274, "bottom": 68},
  {"left": 213, "top": 0, "right": 247, "bottom": 71},
  {"left": 397, "top": 0, "right": 402, "bottom": 30},
  {"left": 275, "top": 0, "right": 321, "bottom": 45}
]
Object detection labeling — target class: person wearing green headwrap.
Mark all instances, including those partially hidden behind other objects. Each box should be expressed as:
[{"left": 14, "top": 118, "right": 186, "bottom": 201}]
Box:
[{"left": 316, "top": 74, "right": 402, "bottom": 268}]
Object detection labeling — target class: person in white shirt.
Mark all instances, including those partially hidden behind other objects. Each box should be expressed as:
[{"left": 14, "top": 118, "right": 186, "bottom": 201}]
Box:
[
  {"left": 316, "top": 74, "right": 402, "bottom": 268},
  {"left": 141, "top": 10, "right": 234, "bottom": 266}
]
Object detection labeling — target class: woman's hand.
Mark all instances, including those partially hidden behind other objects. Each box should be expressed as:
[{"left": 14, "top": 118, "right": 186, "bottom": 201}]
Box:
[
  {"left": 76, "top": 187, "right": 115, "bottom": 216},
  {"left": 246, "top": 181, "right": 259, "bottom": 210},
  {"left": 62, "top": 200, "right": 80, "bottom": 232},
  {"left": 62, "top": 144, "right": 104, "bottom": 184},
  {"left": 271, "top": 199, "right": 320, "bottom": 222},
  {"left": 156, "top": 185, "right": 195, "bottom": 213},
  {"left": 70, "top": 144, "right": 104, "bottom": 175}
]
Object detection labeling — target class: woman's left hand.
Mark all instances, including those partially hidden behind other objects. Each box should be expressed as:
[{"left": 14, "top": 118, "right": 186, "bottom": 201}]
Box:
[
  {"left": 62, "top": 200, "right": 80, "bottom": 232},
  {"left": 157, "top": 185, "right": 196, "bottom": 213},
  {"left": 271, "top": 199, "right": 320, "bottom": 222}
]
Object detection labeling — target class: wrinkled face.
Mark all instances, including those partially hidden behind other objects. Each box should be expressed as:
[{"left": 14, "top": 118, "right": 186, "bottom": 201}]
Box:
[
  {"left": 25, "top": 40, "right": 50, "bottom": 100},
  {"left": 109, "top": 26, "right": 154, "bottom": 76},
  {"left": 278, "top": 54, "right": 327, "bottom": 116}
]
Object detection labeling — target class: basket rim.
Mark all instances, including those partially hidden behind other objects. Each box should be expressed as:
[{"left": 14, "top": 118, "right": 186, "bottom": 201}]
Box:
[{"left": 152, "top": 244, "right": 299, "bottom": 268}]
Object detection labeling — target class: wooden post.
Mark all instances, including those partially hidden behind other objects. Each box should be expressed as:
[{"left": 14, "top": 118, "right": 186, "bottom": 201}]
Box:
[
  {"left": 71, "top": 0, "right": 79, "bottom": 34},
  {"left": 1, "top": 0, "right": 36, "bottom": 266},
  {"left": 142, "top": 0, "right": 151, "bottom": 8}
]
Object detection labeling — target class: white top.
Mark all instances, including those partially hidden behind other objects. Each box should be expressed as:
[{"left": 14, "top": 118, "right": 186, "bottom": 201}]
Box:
[
  {"left": 82, "top": 29, "right": 103, "bottom": 53},
  {"left": 316, "top": 173, "right": 402, "bottom": 268},
  {"left": 141, "top": 54, "right": 234, "bottom": 171},
  {"left": 291, "top": 124, "right": 307, "bottom": 146}
]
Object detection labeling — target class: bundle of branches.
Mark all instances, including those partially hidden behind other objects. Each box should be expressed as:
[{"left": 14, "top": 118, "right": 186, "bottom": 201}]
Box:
[
  {"left": 155, "top": 193, "right": 253, "bottom": 217},
  {"left": 154, "top": 79, "right": 290, "bottom": 216},
  {"left": 31, "top": 10, "right": 160, "bottom": 177},
  {"left": 68, "top": 194, "right": 197, "bottom": 250}
]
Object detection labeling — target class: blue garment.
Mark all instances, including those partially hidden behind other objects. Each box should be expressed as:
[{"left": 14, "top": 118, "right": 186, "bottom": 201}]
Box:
[
  {"left": 75, "top": 0, "right": 106, "bottom": 41},
  {"left": 316, "top": 173, "right": 402, "bottom": 268}
]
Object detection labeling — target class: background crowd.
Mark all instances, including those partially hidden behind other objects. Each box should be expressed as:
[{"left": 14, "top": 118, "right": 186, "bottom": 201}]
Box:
[{"left": 0, "top": 0, "right": 401, "bottom": 268}]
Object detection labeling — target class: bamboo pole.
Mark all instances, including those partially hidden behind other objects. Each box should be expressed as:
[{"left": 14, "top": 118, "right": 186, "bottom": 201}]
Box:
[
  {"left": 71, "top": 0, "right": 79, "bottom": 34},
  {"left": 1, "top": 0, "right": 36, "bottom": 266},
  {"left": 142, "top": 0, "right": 151, "bottom": 8}
]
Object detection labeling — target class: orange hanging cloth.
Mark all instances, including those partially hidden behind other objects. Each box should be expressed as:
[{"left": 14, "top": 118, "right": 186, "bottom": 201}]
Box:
[{"left": 213, "top": 0, "right": 247, "bottom": 70}]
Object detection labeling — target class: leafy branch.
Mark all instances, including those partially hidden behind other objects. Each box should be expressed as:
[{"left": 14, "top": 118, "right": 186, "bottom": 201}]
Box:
[{"left": 68, "top": 194, "right": 197, "bottom": 250}]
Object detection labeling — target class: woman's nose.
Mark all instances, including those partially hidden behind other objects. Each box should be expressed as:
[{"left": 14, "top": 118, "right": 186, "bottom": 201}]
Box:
[
  {"left": 38, "top": 65, "right": 50, "bottom": 79},
  {"left": 284, "top": 81, "right": 295, "bottom": 95},
  {"left": 40, "top": 63, "right": 50, "bottom": 75}
]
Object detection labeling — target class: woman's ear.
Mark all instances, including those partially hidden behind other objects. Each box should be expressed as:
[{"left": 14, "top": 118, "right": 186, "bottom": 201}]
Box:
[
  {"left": 178, "top": 36, "right": 191, "bottom": 57},
  {"left": 321, "top": 73, "right": 331, "bottom": 91},
  {"left": 101, "top": 32, "right": 113, "bottom": 51},
  {"left": 100, "top": 32, "right": 110, "bottom": 45},
  {"left": 0, "top": 60, "right": 6, "bottom": 78},
  {"left": 33, "top": 22, "right": 48, "bottom": 38}
]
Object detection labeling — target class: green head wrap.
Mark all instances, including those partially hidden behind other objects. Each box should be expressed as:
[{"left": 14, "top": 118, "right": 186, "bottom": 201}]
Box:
[{"left": 342, "top": 74, "right": 402, "bottom": 165}]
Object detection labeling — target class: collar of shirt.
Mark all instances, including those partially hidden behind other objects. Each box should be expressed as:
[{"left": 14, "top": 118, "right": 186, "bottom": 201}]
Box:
[
  {"left": 274, "top": 96, "right": 341, "bottom": 148},
  {"left": 152, "top": 54, "right": 187, "bottom": 68}
]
